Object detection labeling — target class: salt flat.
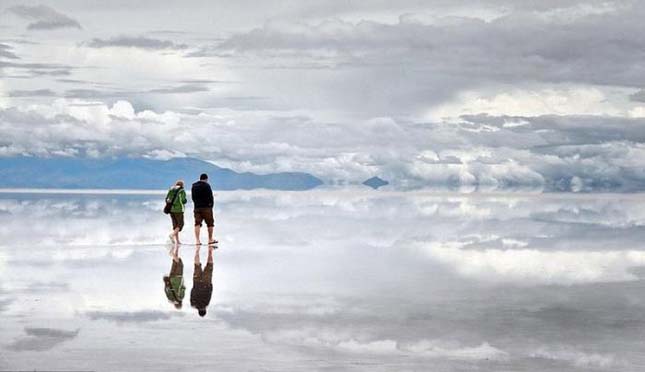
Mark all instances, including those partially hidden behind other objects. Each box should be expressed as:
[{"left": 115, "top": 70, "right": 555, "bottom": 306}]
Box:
[{"left": 1, "top": 190, "right": 644, "bottom": 371}]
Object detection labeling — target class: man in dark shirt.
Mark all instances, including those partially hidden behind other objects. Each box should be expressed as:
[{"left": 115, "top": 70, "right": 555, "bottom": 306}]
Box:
[
  {"left": 191, "top": 173, "right": 216, "bottom": 245},
  {"left": 191, "top": 245, "right": 214, "bottom": 317}
]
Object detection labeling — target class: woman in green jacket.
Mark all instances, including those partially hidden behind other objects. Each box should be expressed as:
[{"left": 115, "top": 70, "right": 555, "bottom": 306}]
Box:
[{"left": 166, "top": 180, "right": 188, "bottom": 244}]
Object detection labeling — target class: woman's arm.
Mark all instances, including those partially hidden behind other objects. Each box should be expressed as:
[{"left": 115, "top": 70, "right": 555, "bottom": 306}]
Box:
[{"left": 181, "top": 189, "right": 187, "bottom": 204}]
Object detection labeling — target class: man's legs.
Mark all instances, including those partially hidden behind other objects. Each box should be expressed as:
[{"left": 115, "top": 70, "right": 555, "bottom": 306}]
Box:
[
  {"left": 206, "top": 208, "right": 217, "bottom": 244},
  {"left": 207, "top": 226, "right": 214, "bottom": 243},
  {"left": 194, "top": 209, "right": 204, "bottom": 245},
  {"left": 194, "top": 225, "right": 201, "bottom": 245}
]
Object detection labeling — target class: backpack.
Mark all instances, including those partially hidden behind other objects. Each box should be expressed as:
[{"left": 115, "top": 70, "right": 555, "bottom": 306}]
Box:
[{"left": 163, "top": 187, "right": 182, "bottom": 214}]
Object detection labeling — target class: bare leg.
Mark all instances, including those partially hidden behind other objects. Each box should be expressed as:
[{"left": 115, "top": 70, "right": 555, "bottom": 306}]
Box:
[
  {"left": 207, "top": 226, "right": 214, "bottom": 243},
  {"left": 194, "top": 225, "right": 201, "bottom": 245},
  {"left": 207, "top": 244, "right": 214, "bottom": 263},
  {"left": 173, "top": 227, "right": 181, "bottom": 244},
  {"left": 171, "top": 242, "right": 180, "bottom": 260}
]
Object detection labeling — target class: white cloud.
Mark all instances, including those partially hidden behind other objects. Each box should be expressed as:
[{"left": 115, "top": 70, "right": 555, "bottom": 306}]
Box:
[
  {"left": 2, "top": 97, "right": 645, "bottom": 190},
  {"left": 428, "top": 87, "right": 625, "bottom": 120}
]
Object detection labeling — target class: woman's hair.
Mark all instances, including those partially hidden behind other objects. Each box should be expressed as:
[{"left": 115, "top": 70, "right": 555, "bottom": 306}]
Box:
[{"left": 175, "top": 180, "right": 184, "bottom": 187}]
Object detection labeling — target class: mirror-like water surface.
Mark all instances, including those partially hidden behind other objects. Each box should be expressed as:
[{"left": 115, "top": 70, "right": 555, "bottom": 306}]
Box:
[{"left": 1, "top": 190, "right": 645, "bottom": 371}]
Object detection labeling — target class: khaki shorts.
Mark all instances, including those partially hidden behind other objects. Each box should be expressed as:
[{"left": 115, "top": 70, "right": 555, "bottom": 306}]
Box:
[
  {"left": 194, "top": 208, "right": 214, "bottom": 227},
  {"left": 170, "top": 212, "right": 184, "bottom": 231},
  {"left": 194, "top": 262, "right": 213, "bottom": 283}
]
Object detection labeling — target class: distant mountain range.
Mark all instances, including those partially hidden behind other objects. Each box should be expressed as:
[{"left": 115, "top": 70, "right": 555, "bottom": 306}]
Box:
[{"left": 0, "top": 157, "right": 323, "bottom": 191}]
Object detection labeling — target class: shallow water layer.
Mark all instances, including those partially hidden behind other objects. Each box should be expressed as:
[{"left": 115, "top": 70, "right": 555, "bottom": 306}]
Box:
[{"left": 1, "top": 190, "right": 645, "bottom": 371}]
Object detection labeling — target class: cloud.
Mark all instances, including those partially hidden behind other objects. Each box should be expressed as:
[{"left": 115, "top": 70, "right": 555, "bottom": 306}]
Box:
[
  {"left": 0, "top": 43, "right": 19, "bottom": 59},
  {"left": 0, "top": 60, "right": 73, "bottom": 77},
  {"left": 204, "top": 5, "right": 645, "bottom": 89},
  {"left": 6, "top": 327, "right": 79, "bottom": 351},
  {"left": 428, "top": 87, "right": 623, "bottom": 120},
  {"left": 1, "top": 98, "right": 645, "bottom": 190},
  {"left": 85, "top": 36, "right": 188, "bottom": 50},
  {"left": 148, "top": 84, "right": 209, "bottom": 94},
  {"left": 8, "top": 89, "right": 56, "bottom": 97},
  {"left": 262, "top": 329, "right": 508, "bottom": 360},
  {"left": 530, "top": 346, "right": 616, "bottom": 368},
  {"left": 7, "top": 5, "right": 81, "bottom": 30}
]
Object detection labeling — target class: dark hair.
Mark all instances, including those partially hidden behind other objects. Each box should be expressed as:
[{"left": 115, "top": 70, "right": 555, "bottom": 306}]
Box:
[
  {"left": 198, "top": 308, "right": 207, "bottom": 317},
  {"left": 200, "top": 173, "right": 208, "bottom": 181},
  {"left": 174, "top": 302, "right": 183, "bottom": 310}
]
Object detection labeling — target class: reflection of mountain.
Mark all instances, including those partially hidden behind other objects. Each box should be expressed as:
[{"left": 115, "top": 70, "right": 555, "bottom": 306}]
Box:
[
  {"left": 362, "top": 176, "right": 389, "bottom": 189},
  {"left": 0, "top": 157, "right": 323, "bottom": 190}
]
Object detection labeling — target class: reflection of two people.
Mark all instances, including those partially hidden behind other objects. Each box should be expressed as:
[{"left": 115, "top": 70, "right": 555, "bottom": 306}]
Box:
[{"left": 163, "top": 243, "right": 214, "bottom": 317}]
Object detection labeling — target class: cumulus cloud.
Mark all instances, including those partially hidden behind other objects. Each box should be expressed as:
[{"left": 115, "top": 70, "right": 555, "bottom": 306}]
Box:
[
  {"left": 7, "top": 5, "right": 81, "bottom": 30},
  {"left": 1, "top": 98, "right": 645, "bottom": 190},
  {"left": 85, "top": 36, "right": 188, "bottom": 50}
]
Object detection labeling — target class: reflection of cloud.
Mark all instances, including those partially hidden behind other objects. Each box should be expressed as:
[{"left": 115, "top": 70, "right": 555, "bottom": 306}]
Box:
[
  {"left": 424, "top": 242, "right": 645, "bottom": 284},
  {"left": 530, "top": 346, "right": 616, "bottom": 368},
  {"left": 263, "top": 329, "right": 507, "bottom": 361},
  {"left": 85, "top": 310, "right": 181, "bottom": 323},
  {"left": 6, "top": 327, "right": 79, "bottom": 351}
]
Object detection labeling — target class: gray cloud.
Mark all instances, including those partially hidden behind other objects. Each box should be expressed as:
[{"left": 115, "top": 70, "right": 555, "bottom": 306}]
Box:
[
  {"left": 85, "top": 310, "right": 180, "bottom": 323},
  {"left": 148, "top": 83, "right": 208, "bottom": 94},
  {"left": 183, "top": 3, "right": 645, "bottom": 117},
  {"left": 629, "top": 89, "right": 645, "bottom": 102},
  {"left": 8, "top": 89, "right": 56, "bottom": 97},
  {"left": 6, "top": 327, "right": 79, "bottom": 351},
  {"left": 85, "top": 36, "right": 188, "bottom": 50},
  {"left": 7, "top": 5, "right": 82, "bottom": 30},
  {"left": 0, "top": 43, "right": 19, "bottom": 59},
  {"left": 0, "top": 60, "right": 73, "bottom": 78}
]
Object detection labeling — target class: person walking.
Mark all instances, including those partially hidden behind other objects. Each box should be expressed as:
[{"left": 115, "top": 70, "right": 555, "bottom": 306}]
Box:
[
  {"left": 166, "top": 180, "right": 187, "bottom": 244},
  {"left": 191, "top": 173, "right": 217, "bottom": 245}
]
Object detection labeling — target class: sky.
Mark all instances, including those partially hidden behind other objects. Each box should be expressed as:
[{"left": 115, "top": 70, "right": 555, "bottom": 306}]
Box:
[{"left": 1, "top": 0, "right": 645, "bottom": 189}]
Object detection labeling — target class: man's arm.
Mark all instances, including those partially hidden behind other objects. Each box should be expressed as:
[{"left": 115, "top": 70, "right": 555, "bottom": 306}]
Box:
[{"left": 207, "top": 184, "right": 214, "bottom": 207}]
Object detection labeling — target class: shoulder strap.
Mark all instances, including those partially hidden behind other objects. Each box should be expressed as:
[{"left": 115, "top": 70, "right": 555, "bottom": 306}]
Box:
[{"left": 170, "top": 187, "right": 182, "bottom": 204}]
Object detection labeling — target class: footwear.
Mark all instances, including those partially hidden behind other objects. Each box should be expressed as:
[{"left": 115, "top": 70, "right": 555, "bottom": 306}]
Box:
[{"left": 208, "top": 240, "right": 218, "bottom": 245}]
